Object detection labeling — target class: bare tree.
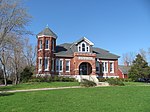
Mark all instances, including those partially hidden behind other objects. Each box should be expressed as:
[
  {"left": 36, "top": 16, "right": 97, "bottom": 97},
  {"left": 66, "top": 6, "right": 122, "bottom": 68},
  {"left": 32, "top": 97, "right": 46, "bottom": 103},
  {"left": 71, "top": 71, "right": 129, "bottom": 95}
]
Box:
[
  {"left": 0, "top": 0, "right": 31, "bottom": 86},
  {"left": 23, "top": 37, "right": 36, "bottom": 67},
  {"left": 139, "top": 48, "right": 147, "bottom": 61},
  {"left": 122, "top": 52, "right": 136, "bottom": 66}
]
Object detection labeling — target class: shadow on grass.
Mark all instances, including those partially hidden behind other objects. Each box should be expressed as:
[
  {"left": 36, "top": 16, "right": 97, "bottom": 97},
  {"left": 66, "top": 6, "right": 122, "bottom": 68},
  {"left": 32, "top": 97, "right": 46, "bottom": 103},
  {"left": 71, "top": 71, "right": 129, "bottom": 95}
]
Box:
[
  {"left": 0, "top": 85, "right": 22, "bottom": 91},
  {"left": 0, "top": 92, "right": 14, "bottom": 97}
]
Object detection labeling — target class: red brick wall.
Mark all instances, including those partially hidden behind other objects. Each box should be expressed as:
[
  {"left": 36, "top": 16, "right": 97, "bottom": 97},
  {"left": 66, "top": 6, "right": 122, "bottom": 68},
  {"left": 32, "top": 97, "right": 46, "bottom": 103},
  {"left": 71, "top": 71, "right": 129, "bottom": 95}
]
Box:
[{"left": 36, "top": 36, "right": 56, "bottom": 75}]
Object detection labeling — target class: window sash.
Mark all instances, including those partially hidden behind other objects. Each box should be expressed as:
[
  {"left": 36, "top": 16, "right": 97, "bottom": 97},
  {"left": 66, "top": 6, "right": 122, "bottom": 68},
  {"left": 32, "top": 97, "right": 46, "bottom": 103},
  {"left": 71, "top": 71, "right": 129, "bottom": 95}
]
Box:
[
  {"left": 102, "top": 62, "right": 108, "bottom": 73},
  {"left": 44, "top": 58, "right": 49, "bottom": 70},
  {"left": 56, "top": 59, "right": 63, "bottom": 72},
  {"left": 51, "top": 59, "right": 54, "bottom": 71},
  {"left": 38, "top": 59, "right": 42, "bottom": 71},
  {"left": 110, "top": 62, "right": 114, "bottom": 73},
  {"left": 66, "top": 60, "right": 70, "bottom": 72},
  {"left": 45, "top": 40, "right": 49, "bottom": 49},
  {"left": 39, "top": 40, "right": 42, "bottom": 49}
]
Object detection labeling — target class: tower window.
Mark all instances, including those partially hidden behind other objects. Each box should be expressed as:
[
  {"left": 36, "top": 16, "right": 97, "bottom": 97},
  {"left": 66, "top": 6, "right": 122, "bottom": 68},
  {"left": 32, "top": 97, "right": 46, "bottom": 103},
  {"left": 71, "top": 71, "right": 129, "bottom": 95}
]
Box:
[
  {"left": 45, "top": 40, "right": 49, "bottom": 49},
  {"left": 51, "top": 59, "right": 54, "bottom": 71},
  {"left": 38, "top": 58, "right": 42, "bottom": 71},
  {"left": 39, "top": 40, "right": 42, "bottom": 49},
  {"left": 44, "top": 58, "right": 49, "bottom": 71},
  {"left": 52, "top": 40, "right": 55, "bottom": 51}
]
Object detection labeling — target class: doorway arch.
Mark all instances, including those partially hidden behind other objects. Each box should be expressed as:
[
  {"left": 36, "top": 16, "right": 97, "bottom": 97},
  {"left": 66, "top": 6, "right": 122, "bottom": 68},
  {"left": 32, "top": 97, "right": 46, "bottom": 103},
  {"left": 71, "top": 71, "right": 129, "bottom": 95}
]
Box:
[{"left": 79, "top": 62, "right": 92, "bottom": 75}]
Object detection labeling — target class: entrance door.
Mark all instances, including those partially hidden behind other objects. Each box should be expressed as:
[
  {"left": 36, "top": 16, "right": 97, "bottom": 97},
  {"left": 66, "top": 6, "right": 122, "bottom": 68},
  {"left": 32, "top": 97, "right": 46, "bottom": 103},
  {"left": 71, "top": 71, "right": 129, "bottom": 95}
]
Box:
[{"left": 79, "top": 62, "right": 92, "bottom": 75}]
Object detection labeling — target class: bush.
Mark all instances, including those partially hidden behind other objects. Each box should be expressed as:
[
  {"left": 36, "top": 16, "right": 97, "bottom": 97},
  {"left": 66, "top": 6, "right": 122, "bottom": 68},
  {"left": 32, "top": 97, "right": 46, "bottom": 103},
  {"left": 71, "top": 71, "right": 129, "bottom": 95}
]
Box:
[
  {"left": 20, "top": 66, "right": 33, "bottom": 82},
  {"left": 80, "top": 79, "right": 97, "bottom": 87},
  {"left": 107, "top": 78, "right": 125, "bottom": 86},
  {"left": 28, "top": 76, "right": 77, "bottom": 83},
  {"left": 97, "top": 78, "right": 107, "bottom": 82}
]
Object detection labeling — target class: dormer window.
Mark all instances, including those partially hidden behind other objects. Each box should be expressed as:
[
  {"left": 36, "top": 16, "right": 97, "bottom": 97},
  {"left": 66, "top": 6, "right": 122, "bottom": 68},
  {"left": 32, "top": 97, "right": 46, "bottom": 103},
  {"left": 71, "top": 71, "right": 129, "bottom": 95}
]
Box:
[
  {"left": 82, "top": 43, "right": 85, "bottom": 52},
  {"left": 79, "top": 46, "right": 81, "bottom": 52},
  {"left": 78, "top": 42, "right": 90, "bottom": 52},
  {"left": 87, "top": 46, "right": 89, "bottom": 52}
]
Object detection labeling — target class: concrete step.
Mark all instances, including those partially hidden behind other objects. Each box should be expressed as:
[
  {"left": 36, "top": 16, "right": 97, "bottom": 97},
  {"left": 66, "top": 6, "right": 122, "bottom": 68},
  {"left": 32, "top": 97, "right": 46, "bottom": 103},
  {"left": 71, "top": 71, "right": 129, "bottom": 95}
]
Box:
[{"left": 75, "top": 75, "right": 99, "bottom": 84}]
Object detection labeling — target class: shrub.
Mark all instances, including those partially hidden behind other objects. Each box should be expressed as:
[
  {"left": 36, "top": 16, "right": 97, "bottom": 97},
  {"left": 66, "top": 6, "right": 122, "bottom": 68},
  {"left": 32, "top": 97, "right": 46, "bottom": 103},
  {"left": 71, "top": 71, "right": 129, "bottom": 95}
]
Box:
[
  {"left": 107, "top": 78, "right": 125, "bottom": 86},
  {"left": 80, "top": 79, "right": 97, "bottom": 87},
  {"left": 20, "top": 66, "right": 33, "bottom": 82},
  {"left": 28, "top": 76, "right": 77, "bottom": 83},
  {"left": 97, "top": 78, "right": 107, "bottom": 82}
]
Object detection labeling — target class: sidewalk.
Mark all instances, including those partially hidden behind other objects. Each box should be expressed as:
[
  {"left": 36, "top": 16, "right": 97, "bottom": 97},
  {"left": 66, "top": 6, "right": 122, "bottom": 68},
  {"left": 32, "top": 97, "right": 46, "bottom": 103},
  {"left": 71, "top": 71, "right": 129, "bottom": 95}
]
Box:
[{"left": 0, "top": 86, "right": 81, "bottom": 93}]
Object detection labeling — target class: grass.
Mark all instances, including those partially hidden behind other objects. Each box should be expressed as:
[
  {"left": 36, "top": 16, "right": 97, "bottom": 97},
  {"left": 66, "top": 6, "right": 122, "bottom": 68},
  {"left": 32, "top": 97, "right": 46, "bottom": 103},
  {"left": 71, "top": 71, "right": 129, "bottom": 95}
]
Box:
[
  {"left": 0, "top": 85, "right": 150, "bottom": 112},
  {"left": 0, "top": 82, "right": 79, "bottom": 91},
  {"left": 124, "top": 81, "right": 150, "bottom": 86}
]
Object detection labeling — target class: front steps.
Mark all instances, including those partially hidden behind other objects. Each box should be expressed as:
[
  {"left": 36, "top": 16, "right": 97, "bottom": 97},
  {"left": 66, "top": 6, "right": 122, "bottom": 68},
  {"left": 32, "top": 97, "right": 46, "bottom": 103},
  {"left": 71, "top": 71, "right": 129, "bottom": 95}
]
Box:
[{"left": 75, "top": 75, "right": 109, "bottom": 86}]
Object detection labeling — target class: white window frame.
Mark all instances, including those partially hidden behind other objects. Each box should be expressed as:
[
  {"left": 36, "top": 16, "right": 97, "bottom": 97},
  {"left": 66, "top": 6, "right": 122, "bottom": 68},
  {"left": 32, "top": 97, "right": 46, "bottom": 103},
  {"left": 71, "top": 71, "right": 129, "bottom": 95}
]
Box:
[
  {"left": 78, "top": 45, "right": 81, "bottom": 52},
  {"left": 109, "top": 61, "right": 114, "bottom": 73},
  {"left": 102, "top": 61, "right": 108, "bottom": 73},
  {"left": 78, "top": 42, "right": 90, "bottom": 52},
  {"left": 56, "top": 59, "right": 59, "bottom": 72},
  {"left": 65, "top": 59, "right": 70, "bottom": 72},
  {"left": 39, "top": 40, "right": 42, "bottom": 50},
  {"left": 44, "top": 57, "right": 49, "bottom": 71},
  {"left": 56, "top": 59, "right": 63, "bottom": 72},
  {"left": 45, "top": 39, "right": 49, "bottom": 50},
  {"left": 38, "top": 57, "right": 42, "bottom": 71}
]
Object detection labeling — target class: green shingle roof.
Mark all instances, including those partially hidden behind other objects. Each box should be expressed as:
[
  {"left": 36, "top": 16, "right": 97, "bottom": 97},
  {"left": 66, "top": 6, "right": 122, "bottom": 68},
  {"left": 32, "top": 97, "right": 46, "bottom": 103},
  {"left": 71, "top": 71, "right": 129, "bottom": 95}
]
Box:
[{"left": 37, "top": 27, "right": 57, "bottom": 38}]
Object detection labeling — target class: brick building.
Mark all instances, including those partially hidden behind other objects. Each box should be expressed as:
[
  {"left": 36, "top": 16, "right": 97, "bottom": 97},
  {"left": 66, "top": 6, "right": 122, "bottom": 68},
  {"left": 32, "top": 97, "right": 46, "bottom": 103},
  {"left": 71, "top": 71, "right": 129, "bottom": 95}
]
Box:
[{"left": 36, "top": 26, "right": 120, "bottom": 78}]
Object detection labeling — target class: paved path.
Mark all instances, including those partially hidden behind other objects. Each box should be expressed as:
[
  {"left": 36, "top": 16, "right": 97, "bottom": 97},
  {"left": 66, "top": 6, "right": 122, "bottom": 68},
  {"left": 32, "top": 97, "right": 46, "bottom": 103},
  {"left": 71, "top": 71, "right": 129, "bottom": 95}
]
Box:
[{"left": 0, "top": 86, "right": 81, "bottom": 93}]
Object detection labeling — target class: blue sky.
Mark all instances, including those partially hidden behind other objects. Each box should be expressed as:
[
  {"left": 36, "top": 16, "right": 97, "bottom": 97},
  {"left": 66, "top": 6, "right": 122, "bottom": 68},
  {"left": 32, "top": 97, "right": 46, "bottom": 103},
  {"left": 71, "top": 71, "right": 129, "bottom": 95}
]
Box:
[{"left": 25, "top": 0, "right": 150, "bottom": 64}]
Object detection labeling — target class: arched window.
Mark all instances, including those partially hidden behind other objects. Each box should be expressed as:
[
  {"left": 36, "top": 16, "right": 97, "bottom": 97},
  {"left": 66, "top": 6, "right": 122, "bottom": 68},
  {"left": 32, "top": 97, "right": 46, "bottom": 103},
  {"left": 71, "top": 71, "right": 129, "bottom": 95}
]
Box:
[{"left": 82, "top": 43, "right": 85, "bottom": 52}]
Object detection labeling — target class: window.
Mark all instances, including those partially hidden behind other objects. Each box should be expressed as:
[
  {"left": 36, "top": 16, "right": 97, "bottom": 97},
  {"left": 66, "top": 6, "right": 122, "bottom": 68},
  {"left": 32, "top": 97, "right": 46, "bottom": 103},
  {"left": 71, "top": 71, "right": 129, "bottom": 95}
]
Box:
[
  {"left": 102, "top": 61, "right": 108, "bottom": 73},
  {"left": 39, "top": 40, "right": 42, "bottom": 49},
  {"left": 66, "top": 60, "right": 70, "bottom": 72},
  {"left": 87, "top": 46, "right": 89, "bottom": 52},
  {"left": 38, "top": 58, "right": 42, "bottom": 71},
  {"left": 78, "top": 42, "right": 90, "bottom": 52},
  {"left": 96, "top": 62, "right": 100, "bottom": 73},
  {"left": 79, "top": 46, "right": 81, "bottom": 52},
  {"left": 45, "top": 40, "right": 49, "bottom": 49},
  {"left": 44, "top": 58, "right": 49, "bottom": 71},
  {"left": 52, "top": 40, "right": 55, "bottom": 51},
  {"left": 82, "top": 43, "right": 85, "bottom": 52},
  {"left": 110, "top": 62, "right": 114, "bottom": 73},
  {"left": 51, "top": 59, "right": 54, "bottom": 71},
  {"left": 56, "top": 59, "right": 59, "bottom": 71},
  {"left": 56, "top": 59, "right": 63, "bottom": 72},
  {"left": 60, "top": 60, "right": 63, "bottom": 71}
]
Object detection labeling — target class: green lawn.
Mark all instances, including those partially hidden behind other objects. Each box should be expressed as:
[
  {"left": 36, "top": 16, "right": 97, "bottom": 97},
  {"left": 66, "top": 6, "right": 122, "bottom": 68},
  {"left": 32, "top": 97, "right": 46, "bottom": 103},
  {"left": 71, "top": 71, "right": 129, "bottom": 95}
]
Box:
[
  {"left": 0, "top": 85, "right": 150, "bottom": 112},
  {"left": 0, "top": 82, "right": 79, "bottom": 91}
]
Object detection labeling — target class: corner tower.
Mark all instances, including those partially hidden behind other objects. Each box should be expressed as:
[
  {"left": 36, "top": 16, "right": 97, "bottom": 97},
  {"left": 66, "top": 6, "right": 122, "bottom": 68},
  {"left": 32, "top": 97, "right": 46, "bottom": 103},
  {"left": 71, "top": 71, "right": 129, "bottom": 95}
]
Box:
[{"left": 36, "top": 26, "right": 57, "bottom": 75}]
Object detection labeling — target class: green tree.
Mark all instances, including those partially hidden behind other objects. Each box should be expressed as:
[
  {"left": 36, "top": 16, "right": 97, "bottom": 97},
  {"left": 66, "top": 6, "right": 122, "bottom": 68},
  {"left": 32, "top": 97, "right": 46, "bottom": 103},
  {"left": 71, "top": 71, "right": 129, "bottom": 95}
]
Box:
[
  {"left": 128, "top": 54, "right": 150, "bottom": 81},
  {"left": 20, "top": 66, "right": 33, "bottom": 83}
]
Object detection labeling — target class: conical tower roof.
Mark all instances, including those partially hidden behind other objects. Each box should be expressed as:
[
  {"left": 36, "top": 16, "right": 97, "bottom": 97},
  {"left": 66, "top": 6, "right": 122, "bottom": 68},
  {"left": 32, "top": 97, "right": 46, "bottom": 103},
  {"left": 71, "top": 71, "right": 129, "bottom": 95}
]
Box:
[{"left": 37, "top": 26, "right": 57, "bottom": 38}]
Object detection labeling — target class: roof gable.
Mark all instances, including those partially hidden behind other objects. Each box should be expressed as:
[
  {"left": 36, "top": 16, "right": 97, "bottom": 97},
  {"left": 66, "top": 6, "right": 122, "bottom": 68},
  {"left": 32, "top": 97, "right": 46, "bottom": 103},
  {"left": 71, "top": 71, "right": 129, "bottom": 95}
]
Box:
[{"left": 74, "top": 37, "right": 94, "bottom": 46}]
